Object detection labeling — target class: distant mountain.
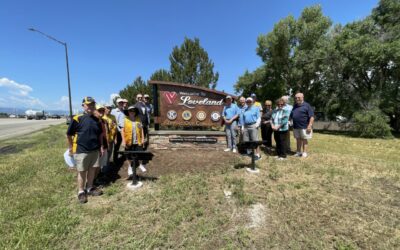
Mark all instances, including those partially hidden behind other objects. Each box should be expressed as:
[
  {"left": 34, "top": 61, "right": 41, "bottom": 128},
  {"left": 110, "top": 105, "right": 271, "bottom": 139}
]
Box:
[{"left": 0, "top": 107, "right": 68, "bottom": 115}]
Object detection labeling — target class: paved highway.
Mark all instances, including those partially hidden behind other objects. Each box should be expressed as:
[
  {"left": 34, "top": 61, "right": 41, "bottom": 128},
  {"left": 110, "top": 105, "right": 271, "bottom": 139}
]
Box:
[{"left": 0, "top": 118, "right": 66, "bottom": 141}]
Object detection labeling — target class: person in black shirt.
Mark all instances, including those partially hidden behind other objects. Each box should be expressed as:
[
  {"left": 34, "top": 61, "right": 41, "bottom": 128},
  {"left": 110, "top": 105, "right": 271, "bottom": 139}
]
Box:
[
  {"left": 67, "top": 97, "right": 104, "bottom": 204},
  {"left": 134, "top": 94, "right": 149, "bottom": 148},
  {"left": 261, "top": 100, "right": 273, "bottom": 150}
]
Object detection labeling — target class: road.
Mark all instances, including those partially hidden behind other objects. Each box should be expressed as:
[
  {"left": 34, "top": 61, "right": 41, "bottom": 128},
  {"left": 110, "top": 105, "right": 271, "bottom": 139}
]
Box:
[{"left": 0, "top": 118, "right": 66, "bottom": 141}]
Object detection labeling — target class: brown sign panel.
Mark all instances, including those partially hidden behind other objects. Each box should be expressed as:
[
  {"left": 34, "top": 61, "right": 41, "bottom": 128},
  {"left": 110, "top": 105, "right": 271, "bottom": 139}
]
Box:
[{"left": 149, "top": 81, "right": 235, "bottom": 129}]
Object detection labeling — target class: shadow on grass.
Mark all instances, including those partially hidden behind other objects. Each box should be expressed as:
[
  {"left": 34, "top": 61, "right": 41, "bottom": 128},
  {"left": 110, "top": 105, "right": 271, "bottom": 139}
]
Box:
[
  {"left": 234, "top": 163, "right": 249, "bottom": 170},
  {"left": 0, "top": 144, "right": 36, "bottom": 156}
]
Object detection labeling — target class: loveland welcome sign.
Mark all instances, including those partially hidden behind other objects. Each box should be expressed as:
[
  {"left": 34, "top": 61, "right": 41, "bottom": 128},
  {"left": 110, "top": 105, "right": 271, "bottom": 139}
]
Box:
[{"left": 149, "top": 81, "right": 235, "bottom": 129}]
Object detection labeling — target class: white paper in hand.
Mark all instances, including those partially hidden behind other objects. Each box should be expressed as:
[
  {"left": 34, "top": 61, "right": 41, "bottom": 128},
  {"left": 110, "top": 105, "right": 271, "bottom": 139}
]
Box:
[{"left": 64, "top": 149, "right": 76, "bottom": 168}]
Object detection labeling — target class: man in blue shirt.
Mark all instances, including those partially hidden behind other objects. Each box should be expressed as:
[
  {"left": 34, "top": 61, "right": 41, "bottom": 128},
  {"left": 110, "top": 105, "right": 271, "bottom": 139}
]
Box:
[
  {"left": 240, "top": 97, "right": 261, "bottom": 160},
  {"left": 111, "top": 98, "right": 127, "bottom": 166},
  {"left": 222, "top": 96, "right": 239, "bottom": 153},
  {"left": 290, "top": 93, "right": 314, "bottom": 158}
]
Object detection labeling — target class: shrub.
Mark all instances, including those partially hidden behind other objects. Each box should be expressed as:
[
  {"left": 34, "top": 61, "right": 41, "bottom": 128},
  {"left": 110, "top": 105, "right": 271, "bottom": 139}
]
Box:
[{"left": 352, "top": 109, "right": 393, "bottom": 138}]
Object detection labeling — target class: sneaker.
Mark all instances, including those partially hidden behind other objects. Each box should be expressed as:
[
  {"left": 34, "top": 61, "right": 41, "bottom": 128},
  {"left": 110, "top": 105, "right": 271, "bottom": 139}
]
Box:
[
  {"left": 232, "top": 148, "right": 237, "bottom": 153},
  {"left": 302, "top": 152, "right": 308, "bottom": 158},
  {"left": 139, "top": 164, "right": 147, "bottom": 172},
  {"left": 78, "top": 192, "right": 87, "bottom": 204},
  {"left": 254, "top": 155, "right": 262, "bottom": 161},
  {"left": 295, "top": 152, "right": 302, "bottom": 157},
  {"left": 87, "top": 187, "right": 103, "bottom": 196},
  {"left": 224, "top": 148, "right": 231, "bottom": 152}
]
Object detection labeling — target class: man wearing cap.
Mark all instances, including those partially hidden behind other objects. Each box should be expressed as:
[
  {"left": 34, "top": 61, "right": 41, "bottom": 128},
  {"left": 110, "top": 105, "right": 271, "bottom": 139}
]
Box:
[
  {"left": 143, "top": 94, "right": 153, "bottom": 127},
  {"left": 251, "top": 93, "right": 263, "bottom": 114},
  {"left": 93, "top": 104, "right": 109, "bottom": 184},
  {"left": 103, "top": 104, "right": 117, "bottom": 171},
  {"left": 222, "top": 95, "right": 239, "bottom": 153},
  {"left": 111, "top": 98, "right": 127, "bottom": 166},
  {"left": 67, "top": 97, "right": 104, "bottom": 204},
  {"left": 134, "top": 94, "right": 149, "bottom": 149},
  {"left": 240, "top": 97, "right": 261, "bottom": 160}
]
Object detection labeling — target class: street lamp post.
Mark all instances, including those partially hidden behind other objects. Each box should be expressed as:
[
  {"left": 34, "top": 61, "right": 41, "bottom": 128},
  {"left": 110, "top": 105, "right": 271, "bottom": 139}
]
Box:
[{"left": 28, "top": 28, "right": 73, "bottom": 119}]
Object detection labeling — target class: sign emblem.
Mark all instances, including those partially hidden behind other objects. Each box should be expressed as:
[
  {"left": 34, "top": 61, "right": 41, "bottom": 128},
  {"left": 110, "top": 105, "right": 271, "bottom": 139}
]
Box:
[
  {"left": 182, "top": 110, "right": 192, "bottom": 121},
  {"left": 211, "top": 111, "right": 221, "bottom": 122},
  {"left": 196, "top": 111, "right": 206, "bottom": 121},
  {"left": 164, "top": 91, "right": 177, "bottom": 104},
  {"left": 167, "top": 110, "right": 177, "bottom": 120}
]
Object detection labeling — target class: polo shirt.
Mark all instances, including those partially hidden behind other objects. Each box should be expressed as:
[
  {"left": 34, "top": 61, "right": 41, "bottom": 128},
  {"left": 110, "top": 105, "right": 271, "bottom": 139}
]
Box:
[
  {"left": 111, "top": 108, "right": 125, "bottom": 131},
  {"left": 67, "top": 114, "right": 102, "bottom": 153},
  {"left": 237, "top": 104, "right": 247, "bottom": 126},
  {"left": 222, "top": 103, "right": 239, "bottom": 120},
  {"left": 291, "top": 101, "right": 314, "bottom": 129},
  {"left": 241, "top": 106, "right": 260, "bottom": 125},
  {"left": 134, "top": 102, "right": 149, "bottom": 127}
]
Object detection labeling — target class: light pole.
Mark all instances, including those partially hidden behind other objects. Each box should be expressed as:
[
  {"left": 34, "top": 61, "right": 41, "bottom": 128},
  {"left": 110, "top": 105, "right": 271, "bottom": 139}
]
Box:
[{"left": 28, "top": 28, "right": 73, "bottom": 119}]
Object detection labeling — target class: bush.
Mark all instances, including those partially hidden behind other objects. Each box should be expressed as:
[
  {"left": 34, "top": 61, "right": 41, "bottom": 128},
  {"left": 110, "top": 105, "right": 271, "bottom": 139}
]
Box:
[{"left": 352, "top": 109, "right": 393, "bottom": 138}]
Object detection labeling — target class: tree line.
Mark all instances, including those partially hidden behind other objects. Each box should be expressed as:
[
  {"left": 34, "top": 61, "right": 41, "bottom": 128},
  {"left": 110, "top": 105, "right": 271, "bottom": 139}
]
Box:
[
  {"left": 235, "top": 0, "right": 399, "bottom": 134},
  {"left": 119, "top": 0, "right": 399, "bottom": 136},
  {"left": 118, "top": 37, "right": 219, "bottom": 103}
]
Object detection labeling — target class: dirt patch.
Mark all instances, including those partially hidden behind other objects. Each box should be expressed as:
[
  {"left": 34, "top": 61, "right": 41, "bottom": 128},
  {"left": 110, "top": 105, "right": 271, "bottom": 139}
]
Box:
[
  {"left": 247, "top": 203, "right": 267, "bottom": 228},
  {"left": 118, "top": 149, "right": 240, "bottom": 179}
]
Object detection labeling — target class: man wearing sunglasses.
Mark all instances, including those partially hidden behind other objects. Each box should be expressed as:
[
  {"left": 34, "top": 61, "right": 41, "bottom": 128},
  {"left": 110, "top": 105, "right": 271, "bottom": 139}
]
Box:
[{"left": 67, "top": 97, "right": 104, "bottom": 204}]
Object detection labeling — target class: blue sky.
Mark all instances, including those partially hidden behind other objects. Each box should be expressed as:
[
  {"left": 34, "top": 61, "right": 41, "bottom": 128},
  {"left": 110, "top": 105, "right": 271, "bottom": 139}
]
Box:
[{"left": 0, "top": 0, "right": 379, "bottom": 111}]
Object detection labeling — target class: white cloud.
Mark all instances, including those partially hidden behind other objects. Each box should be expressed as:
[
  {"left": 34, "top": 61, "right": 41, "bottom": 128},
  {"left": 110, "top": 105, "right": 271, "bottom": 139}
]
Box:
[
  {"left": 0, "top": 77, "right": 33, "bottom": 96},
  {"left": 0, "top": 77, "right": 46, "bottom": 109},
  {"left": 53, "top": 96, "right": 81, "bottom": 112}
]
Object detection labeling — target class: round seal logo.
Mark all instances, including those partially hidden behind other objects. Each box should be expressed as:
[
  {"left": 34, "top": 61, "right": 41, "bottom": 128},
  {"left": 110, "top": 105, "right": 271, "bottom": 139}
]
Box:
[
  {"left": 196, "top": 111, "right": 206, "bottom": 121},
  {"left": 211, "top": 111, "right": 221, "bottom": 122},
  {"left": 167, "top": 110, "right": 177, "bottom": 120},
  {"left": 182, "top": 110, "right": 192, "bottom": 121}
]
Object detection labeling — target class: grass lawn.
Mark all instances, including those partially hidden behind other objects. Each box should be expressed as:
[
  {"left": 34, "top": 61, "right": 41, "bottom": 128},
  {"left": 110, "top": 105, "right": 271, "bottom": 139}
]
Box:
[{"left": 0, "top": 125, "right": 399, "bottom": 249}]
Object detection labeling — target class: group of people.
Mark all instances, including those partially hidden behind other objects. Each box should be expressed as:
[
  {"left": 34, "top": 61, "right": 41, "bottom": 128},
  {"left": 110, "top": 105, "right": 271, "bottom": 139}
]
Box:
[
  {"left": 67, "top": 91, "right": 313, "bottom": 203},
  {"left": 66, "top": 94, "right": 153, "bottom": 203},
  {"left": 222, "top": 92, "right": 314, "bottom": 160}
]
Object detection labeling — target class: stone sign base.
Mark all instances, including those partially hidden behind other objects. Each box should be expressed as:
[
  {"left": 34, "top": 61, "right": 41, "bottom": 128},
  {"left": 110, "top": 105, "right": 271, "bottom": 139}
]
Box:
[{"left": 149, "top": 130, "right": 227, "bottom": 150}]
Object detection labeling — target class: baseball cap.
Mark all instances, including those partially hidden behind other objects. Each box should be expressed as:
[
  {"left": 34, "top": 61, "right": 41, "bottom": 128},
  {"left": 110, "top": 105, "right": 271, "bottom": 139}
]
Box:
[
  {"left": 246, "top": 97, "right": 253, "bottom": 103},
  {"left": 225, "top": 95, "right": 232, "bottom": 99},
  {"left": 82, "top": 96, "right": 95, "bottom": 104},
  {"left": 250, "top": 93, "right": 256, "bottom": 97},
  {"left": 122, "top": 99, "right": 128, "bottom": 103},
  {"left": 116, "top": 98, "right": 124, "bottom": 103},
  {"left": 127, "top": 106, "right": 139, "bottom": 112},
  {"left": 143, "top": 94, "right": 150, "bottom": 98},
  {"left": 96, "top": 104, "right": 105, "bottom": 110}
]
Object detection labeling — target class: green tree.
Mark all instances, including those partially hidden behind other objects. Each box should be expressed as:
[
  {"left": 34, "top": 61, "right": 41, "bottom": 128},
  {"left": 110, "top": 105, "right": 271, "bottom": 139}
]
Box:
[
  {"left": 372, "top": 0, "right": 400, "bottom": 131},
  {"left": 169, "top": 37, "right": 219, "bottom": 88},
  {"left": 119, "top": 76, "right": 151, "bottom": 104},
  {"left": 150, "top": 69, "right": 172, "bottom": 82},
  {"left": 234, "top": 66, "right": 285, "bottom": 102},
  {"left": 253, "top": 5, "right": 332, "bottom": 107}
]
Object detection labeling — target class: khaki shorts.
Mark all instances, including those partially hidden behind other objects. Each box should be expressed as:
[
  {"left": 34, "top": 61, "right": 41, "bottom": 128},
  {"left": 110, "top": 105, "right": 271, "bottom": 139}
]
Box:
[
  {"left": 74, "top": 151, "right": 100, "bottom": 172},
  {"left": 293, "top": 128, "right": 312, "bottom": 140}
]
